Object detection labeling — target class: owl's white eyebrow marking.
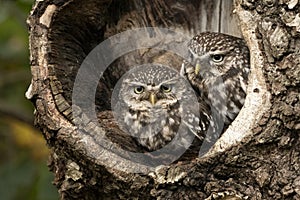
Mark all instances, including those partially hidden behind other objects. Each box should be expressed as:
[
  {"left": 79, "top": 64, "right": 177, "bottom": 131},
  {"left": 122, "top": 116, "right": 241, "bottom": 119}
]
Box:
[
  {"left": 209, "top": 50, "right": 229, "bottom": 55},
  {"left": 188, "top": 48, "right": 208, "bottom": 60},
  {"left": 146, "top": 85, "right": 159, "bottom": 91},
  {"left": 127, "top": 82, "right": 147, "bottom": 87},
  {"left": 159, "top": 77, "right": 179, "bottom": 86}
]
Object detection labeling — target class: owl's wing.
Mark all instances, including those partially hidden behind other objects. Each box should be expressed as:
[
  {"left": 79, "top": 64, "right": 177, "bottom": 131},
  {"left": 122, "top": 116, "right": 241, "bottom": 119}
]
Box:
[
  {"left": 182, "top": 94, "right": 225, "bottom": 155},
  {"left": 181, "top": 95, "right": 211, "bottom": 141}
]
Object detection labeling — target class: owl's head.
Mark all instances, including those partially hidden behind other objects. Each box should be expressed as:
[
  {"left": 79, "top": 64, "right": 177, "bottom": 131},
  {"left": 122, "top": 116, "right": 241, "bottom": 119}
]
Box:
[
  {"left": 185, "top": 32, "right": 250, "bottom": 78},
  {"left": 119, "top": 64, "right": 187, "bottom": 110}
]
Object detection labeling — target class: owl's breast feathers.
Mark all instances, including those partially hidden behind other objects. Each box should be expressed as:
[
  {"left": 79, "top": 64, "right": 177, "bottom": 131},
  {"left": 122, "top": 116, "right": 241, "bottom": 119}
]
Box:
[{"left": 122, "top": 101, "right": 182, "bottom": 151}]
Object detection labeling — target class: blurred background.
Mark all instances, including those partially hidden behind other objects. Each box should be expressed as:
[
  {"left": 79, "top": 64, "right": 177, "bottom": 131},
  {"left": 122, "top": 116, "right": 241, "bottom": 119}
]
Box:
[{"left": 0, "top": 0, "right": 58, "bottom": 199}]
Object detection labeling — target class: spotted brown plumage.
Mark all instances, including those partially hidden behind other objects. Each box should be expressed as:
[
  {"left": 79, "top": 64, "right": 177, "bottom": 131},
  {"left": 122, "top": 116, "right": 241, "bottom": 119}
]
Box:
[
  {"left": 113, "top": 64, "right": 212, "bottom": 152},
  {"left": 181, "top": 32, "right": 250, "bottom": 128}
]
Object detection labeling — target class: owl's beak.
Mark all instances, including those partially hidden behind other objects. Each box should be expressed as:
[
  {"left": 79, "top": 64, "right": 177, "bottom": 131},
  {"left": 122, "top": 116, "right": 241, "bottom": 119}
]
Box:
[
  {"left": 195, "top": 62, "right": 201, "bottom": 75},
  {"left": 149, "top": 93, "right": 157, "bottom": 105}
]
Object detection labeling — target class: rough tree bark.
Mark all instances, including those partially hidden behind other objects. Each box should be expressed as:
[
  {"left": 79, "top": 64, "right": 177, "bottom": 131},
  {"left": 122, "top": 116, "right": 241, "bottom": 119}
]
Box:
[{"left": 26, "top": 0, "right": 300, "bottom": 199}]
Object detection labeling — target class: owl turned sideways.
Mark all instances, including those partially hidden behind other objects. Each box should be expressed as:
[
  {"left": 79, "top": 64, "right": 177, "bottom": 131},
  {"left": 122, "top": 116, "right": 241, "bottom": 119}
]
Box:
[
  {"left": 114, "top": 64, "right": 211, "bottom": 152},
  {"left": 181, "top": 32, "right": 250, "bottom": 127}
]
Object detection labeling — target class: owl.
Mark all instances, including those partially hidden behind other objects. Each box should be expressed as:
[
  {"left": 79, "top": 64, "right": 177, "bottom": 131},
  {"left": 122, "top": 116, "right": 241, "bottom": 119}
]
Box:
[
  {"left": 112, "top": 64, "right": 212, "bottom": 152},
  {"left": 181, "top": 32, "right": 250, "bottom": 127}
]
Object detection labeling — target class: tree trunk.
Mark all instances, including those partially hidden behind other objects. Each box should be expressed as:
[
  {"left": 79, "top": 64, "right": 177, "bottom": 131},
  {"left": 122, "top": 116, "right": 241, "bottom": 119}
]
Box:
[{"left": 26, "top": 0, "right": 300, "bottom": 199}]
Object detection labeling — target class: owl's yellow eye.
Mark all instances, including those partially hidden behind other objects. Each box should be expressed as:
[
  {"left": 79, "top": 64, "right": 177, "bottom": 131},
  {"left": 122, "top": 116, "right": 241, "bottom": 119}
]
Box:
[
  {"left": 160, "top": 84, "right": 172, "bottom": 93},
  {"left": 134, "top": 86, "right": 144, "bottom": 94},
  {"left": 211, "top": 54, "right": 224, "bottom": 63}
]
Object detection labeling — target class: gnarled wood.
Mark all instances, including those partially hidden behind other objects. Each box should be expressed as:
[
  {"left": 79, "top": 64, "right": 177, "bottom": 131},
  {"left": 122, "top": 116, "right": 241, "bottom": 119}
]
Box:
[{"left": 27, "top": 0, "right": 300, "bottom": 199}]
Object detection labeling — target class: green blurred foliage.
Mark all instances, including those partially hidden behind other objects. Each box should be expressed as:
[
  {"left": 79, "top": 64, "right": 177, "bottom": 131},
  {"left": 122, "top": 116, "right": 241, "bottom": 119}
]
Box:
[{"left": 0, "top": 0, "right": 58, "bottom": 199}]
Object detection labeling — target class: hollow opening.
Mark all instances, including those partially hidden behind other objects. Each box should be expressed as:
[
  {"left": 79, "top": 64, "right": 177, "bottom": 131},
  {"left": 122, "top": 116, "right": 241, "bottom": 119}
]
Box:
[{"left": 47, "top": 0, "right": 243, "bottom": 161}]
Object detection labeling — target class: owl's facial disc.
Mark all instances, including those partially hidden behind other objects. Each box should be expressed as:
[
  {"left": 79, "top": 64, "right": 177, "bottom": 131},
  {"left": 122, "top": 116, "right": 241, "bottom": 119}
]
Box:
[
  {"left": 133, "top": 86, "right": 158, "bottom": 105},
  {"left": 188, "top": 48, "right": 228, "bottom": 77},
  {"left": 145, "top": 84, "right": 174, "bottom": 106},
  {"left": 129, "top": 80, "right": 177, "bottom": 107}
]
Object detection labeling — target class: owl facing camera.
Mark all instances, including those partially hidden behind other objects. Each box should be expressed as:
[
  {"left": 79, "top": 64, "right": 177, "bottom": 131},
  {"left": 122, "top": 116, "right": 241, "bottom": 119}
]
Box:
[{"left": 111, "top": 64, "right": 214, "bottom": 152}]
